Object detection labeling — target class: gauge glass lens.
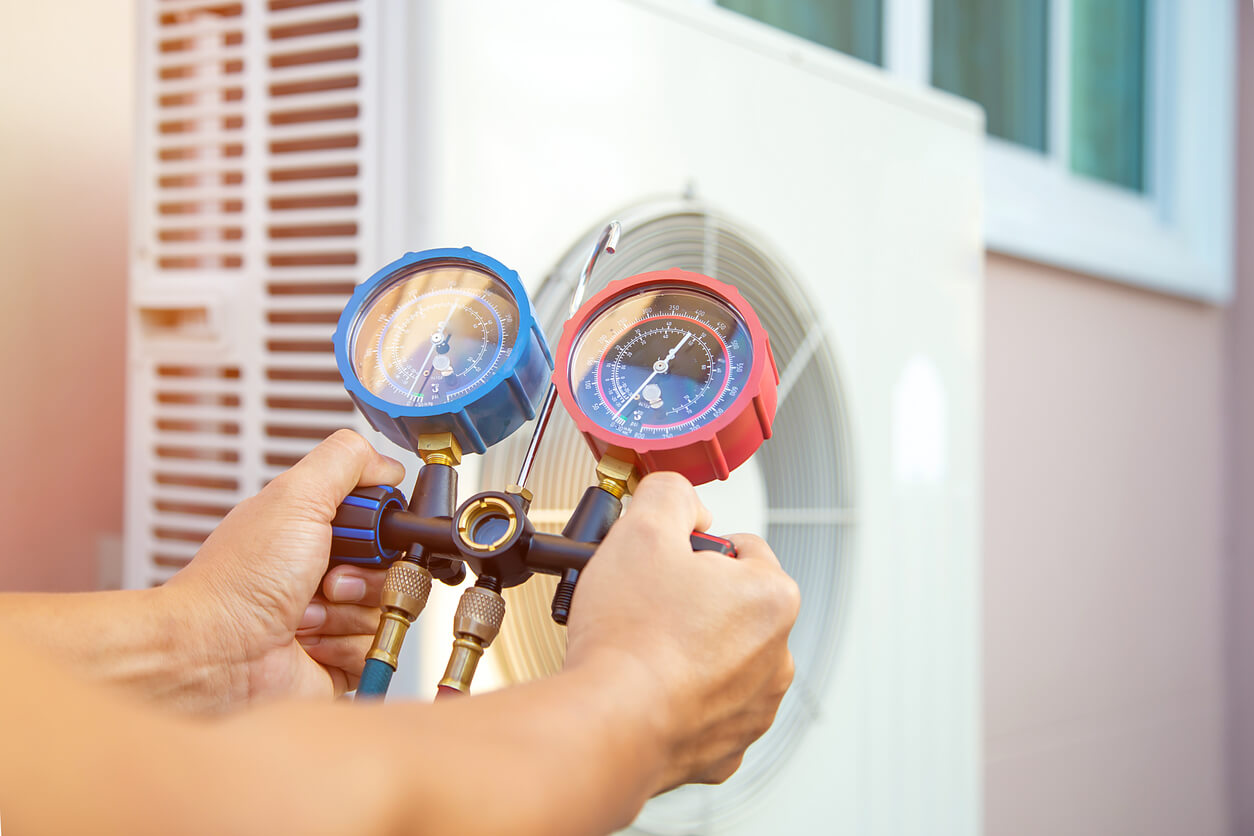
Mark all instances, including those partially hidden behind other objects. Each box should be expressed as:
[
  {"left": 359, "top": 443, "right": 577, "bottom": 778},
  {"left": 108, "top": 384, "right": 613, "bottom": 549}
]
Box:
[
  {"left": 569, "top": 287, "right": 754, "bottom": 439},
  {"left": 349, "top": 260, "right": 520, "bottom": 407}
]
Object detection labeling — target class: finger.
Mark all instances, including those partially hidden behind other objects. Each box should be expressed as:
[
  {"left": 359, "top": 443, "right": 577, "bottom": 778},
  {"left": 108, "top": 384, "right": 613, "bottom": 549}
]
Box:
[
  {"left": 776, "top": 651, "right": 797, "bottom": 697},
  {"left": 296, "top": 601, "right": 382, "bottom": 636},
  {"left": 325, "top": 666, "right": 351, "bottom": 698},
  {"left": 322, "top": 565, "right": 387, "bottom": 605},
  {"left": 719, "top": 535, "right": 800, "bottom": 627},
  {"left": 304, "top": 428, "right": 406, "bottom": 491},
  {"left": 725, "top": 533, "right": 782, "bottom": 570},
  {"left": 724, "top": 535, "right": 801, "bottom": 627},
  {"left": 698, "top": 752, "right": 746, "bottom": 785},
  {"left": 625, "top": 472, "right": 713, "bottom": 539},
  {"left": 298, "top": 634, "right": 372, "bottom": 675},
  {"left": 272, "top": 429, "right": 406, "bottom": 516}
]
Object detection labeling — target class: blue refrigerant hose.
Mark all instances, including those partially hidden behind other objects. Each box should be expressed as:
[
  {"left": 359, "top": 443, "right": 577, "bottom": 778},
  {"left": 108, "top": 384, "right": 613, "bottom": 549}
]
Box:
[{"left": 356, "top": 657, "right": 394, "bottom": 699}]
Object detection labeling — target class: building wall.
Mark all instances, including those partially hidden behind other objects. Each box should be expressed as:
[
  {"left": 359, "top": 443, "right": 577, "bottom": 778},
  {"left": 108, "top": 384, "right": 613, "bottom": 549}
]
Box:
[
  {"left": 0, "top": 0, "right": 133, "bottom": 590},
  {"left": 984, "top": 255, "right": 1229, "bottom": 835},
  {"left": 981, "top": 11, "right": 1248, "bottom": 834},
  {"left": 1226, "top": 0, "right": 1254, "bottom": 831}
]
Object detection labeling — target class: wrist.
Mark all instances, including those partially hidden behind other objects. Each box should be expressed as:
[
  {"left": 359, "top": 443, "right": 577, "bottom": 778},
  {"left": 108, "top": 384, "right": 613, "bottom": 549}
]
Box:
[
  {"left": 0, "top": 586, "right": 239, "bottom": 713},
  {"left": 562, "top": 646, "right": 679, "bottom": 798},
  {"left": 148, "top": 580, "right": 247, "bottom": 711}
]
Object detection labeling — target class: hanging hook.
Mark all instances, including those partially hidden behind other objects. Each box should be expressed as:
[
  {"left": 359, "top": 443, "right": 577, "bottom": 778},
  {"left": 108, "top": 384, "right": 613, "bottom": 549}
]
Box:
[
  {"left": 570, "top": 221, "right": 621, "bottom": 317},
  {"left": 514, "top": 221, "right": 621, "bottom": 491}
]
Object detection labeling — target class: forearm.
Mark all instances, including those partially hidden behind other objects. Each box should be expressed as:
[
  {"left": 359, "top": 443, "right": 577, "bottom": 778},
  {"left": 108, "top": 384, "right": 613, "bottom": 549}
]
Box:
[
  {"left": 230, "top": 654, "right": 669, "bottom": 835},
  {"left": 381, "top": 652, "right": 669, "bottom": 834},
  {"left": 0, "top": 632, "right": 669, "bottom": 836},
  {"left": 0, "top": 588, "right": 225, "bottom": 711}
]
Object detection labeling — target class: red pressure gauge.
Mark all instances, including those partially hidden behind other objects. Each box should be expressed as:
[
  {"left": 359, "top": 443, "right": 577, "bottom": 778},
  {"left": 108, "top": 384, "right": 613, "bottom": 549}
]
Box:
[{"left": 554, "top": 269, "right": 778, "bottom": 485}]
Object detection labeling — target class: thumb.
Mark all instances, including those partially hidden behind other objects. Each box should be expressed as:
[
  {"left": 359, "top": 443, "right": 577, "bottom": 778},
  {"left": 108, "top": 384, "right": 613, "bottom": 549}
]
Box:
[
  {"left": 622, "top": 471, "right": 713, "bottom": 541},
  {"left": 265, "top": 429, "right": 406, "bottom": 520}
]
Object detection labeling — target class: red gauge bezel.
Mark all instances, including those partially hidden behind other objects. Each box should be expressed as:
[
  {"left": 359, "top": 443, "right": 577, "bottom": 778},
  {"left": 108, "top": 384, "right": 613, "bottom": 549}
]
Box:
[{"left": 554, "top": 269, "right": 779, "bottom": 486}]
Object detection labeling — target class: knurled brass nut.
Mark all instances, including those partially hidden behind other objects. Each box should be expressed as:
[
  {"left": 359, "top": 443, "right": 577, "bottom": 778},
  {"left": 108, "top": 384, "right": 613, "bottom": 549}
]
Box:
[
  {"left": 381, "top": 562, "right": 432, "bottom": 619},
  {"left": 453, "top": 586, "right": 505, "bottom": 646}
]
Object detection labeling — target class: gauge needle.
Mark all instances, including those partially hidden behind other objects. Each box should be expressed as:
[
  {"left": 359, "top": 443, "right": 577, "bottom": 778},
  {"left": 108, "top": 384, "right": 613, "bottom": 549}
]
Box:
[
  {"left": 407, "top": 299, "right": 461, "bottom": 398},
  {"left": 613, "top": 331, "right": 692, "bottom": 418}
]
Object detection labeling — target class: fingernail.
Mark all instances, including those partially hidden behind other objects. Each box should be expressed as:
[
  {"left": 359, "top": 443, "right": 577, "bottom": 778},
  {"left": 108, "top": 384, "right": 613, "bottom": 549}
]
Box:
[
  {"left": 299, "top": 602, "right": 326, "bottom": 630},
  {"left": 329, "top": 575, "right": 367, "bottom": 603},
  {"left": 297, "top": 634, "right": 321, "bottom": 647}
]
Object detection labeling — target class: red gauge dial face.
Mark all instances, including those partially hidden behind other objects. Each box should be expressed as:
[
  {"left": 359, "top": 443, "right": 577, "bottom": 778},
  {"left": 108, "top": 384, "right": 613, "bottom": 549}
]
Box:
[
  {"left": 556, "top": 268, "right": 778, "bottom": 485},
  {"left": 568, "top": 287, "right": 754, "bottom": 440}
]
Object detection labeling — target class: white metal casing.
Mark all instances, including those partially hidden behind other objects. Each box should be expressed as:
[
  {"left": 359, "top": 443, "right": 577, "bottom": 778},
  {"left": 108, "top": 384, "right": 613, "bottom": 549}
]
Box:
[{"left": 127, "top": 1, "right": 982, "bottom": 833}]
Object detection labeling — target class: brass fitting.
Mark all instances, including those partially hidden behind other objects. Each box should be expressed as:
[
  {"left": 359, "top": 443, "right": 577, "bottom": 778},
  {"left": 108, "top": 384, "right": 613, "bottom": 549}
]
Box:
[
  {"left": 366, "top": 561, "right": 433, "bottom": 668},
  {"left": 367, "top": 612, "right": 410, "bottom": 669},
  {"left": 437, "top": 586, "right": 506, "bottom": 694},
  {"left": 456, "top": 495, "right": 519, "bottom": 552},
  {"left": 504, "top": 483, "right": 534, "bottom": 505},
  {"left": 438, "top": 637, "right": 487, "bottom": 694},
  {"left": 596, "top": 454, "right": 639, "bottom": 499},
  {"left": 416, "top": 432, "right": 463, "bottom": 467}
]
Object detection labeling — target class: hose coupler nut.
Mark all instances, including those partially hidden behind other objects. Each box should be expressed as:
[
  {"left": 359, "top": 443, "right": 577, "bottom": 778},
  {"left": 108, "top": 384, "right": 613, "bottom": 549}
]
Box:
[
  {"left": 380, "top": 560, "right": 432, "bottom": 620},
  {"left": 416, "top": 432, "right": 463, "bottom": 467},
  {"left": 453, "top": 585, "right": 506, "bottom": 647},
  {"left": 595, "top": 454, "right": 639, "bottom": 499}
]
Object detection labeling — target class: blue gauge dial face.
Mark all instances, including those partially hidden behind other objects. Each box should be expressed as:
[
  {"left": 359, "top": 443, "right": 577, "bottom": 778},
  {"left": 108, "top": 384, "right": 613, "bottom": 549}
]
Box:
[
  {"left": 569, "top": 287, "right": 754, "bottom": 440},
  {"left": 349, "top": 260, "right": 520, "bottom": 408}
]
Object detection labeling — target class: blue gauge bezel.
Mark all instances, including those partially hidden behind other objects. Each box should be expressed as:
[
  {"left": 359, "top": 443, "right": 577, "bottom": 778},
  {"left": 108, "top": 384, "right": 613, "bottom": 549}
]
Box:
[{"left": 333, "top": 246, "right": 553, "bottom": 454}]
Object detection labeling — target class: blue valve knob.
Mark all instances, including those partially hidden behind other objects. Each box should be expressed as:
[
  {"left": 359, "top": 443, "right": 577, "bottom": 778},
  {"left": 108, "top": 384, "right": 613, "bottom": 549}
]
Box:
[{"left": 329, "top": 485, "right": 407, "bottom": 567}]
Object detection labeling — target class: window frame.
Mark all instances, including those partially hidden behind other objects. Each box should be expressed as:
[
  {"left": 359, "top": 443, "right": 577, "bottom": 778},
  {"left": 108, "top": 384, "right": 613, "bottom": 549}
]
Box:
[{"left": 708, "top": 0, "right": 1237, "bottom": 302}]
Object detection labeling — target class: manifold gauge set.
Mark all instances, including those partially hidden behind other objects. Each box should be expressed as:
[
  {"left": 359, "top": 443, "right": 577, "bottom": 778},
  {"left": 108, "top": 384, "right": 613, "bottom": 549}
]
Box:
[{"left": 328, "top": 224, "right": 778, "bottom": 699}]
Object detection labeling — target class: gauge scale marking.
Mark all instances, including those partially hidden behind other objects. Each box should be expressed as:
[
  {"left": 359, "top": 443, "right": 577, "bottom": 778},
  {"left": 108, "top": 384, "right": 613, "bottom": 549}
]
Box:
[
  {"left": 351, "top": 267, "right": 519, "bottom": 408},
  {"left": 556, "top": 269, "right": 778, "bottom": 485},
  {"left": 572, "top": 288, "right": 753, "bottom": 441}
]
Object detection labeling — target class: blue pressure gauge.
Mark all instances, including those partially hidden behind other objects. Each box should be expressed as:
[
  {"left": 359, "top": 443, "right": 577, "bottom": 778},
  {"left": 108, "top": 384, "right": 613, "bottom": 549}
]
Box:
[{"left": 333, "top": 247, "right": 552, "bottom": 455}]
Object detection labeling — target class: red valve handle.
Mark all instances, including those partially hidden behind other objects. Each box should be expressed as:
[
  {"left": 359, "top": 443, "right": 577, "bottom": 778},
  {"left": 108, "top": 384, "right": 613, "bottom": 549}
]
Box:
[{"left": 690, "top": 531, "right": 737, "bottom": 557}]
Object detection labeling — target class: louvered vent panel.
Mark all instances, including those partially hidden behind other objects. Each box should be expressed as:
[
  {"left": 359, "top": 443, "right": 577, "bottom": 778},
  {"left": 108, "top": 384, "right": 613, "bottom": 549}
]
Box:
[
  {"left": 148, "top": 363, "right": 244, "bottom": 579},
  {"left": 152, "top": 2, "right": 247, "bottom": 272},
  {"left": 128, "top": 0, "right": 370, "bottom": 588},
  {"left": 260, "top": 0, "right": 363, "bottom": 485}
]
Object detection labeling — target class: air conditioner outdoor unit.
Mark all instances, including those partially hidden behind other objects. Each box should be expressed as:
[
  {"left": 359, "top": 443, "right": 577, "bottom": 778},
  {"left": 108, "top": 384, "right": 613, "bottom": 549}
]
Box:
[{"left": 127, "top": 1, "right": 983, "bottom": 833}]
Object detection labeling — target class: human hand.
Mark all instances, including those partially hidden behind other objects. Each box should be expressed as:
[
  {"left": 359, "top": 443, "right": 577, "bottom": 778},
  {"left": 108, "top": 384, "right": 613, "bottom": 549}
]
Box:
[
  {"left": 564, "top": 472, "right": 800, "bottom": 791},
  {"left": 162, "top": 430, "right": 405, "bottom": 709}
]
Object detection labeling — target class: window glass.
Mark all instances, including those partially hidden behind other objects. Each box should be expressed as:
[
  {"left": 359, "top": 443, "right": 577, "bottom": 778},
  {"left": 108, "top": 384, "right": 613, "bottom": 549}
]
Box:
[
  {"left": 716, "top": 0, "right": 883, "bottom": 66},
  {"left": 931, "top": 0, "right": 1049, "bottom": 151},
  {"left": 1070, "top": 0, "right": 1147, "bottom": 192}
]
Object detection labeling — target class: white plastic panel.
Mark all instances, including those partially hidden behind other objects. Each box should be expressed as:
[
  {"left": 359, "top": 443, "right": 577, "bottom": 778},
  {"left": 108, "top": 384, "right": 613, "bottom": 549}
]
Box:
[{"left": 395, "top": 2, "right": 983, "bottom": 833}]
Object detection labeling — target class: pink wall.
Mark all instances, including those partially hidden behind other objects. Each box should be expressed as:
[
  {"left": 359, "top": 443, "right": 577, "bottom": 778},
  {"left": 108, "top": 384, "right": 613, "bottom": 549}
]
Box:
[
  {"left": 1226, "top": 0, "right": 1254, "bottom": 830},
  {"left": 984, "top": 255, "right": 1229, "bottom": 834},
  {"left": 0, "top": 0, "right": 132, "bottom": 591}
]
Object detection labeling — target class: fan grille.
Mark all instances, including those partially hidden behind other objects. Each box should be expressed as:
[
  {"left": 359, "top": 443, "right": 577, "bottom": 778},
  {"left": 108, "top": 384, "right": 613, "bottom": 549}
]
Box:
[{"left": 480, "top": 203, "right": 856, "bottom": 833}]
